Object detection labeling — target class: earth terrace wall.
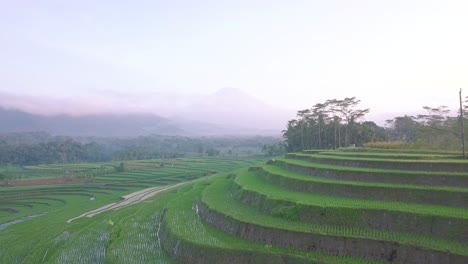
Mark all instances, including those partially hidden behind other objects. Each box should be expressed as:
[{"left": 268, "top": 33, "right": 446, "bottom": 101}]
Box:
[
  {"left": 272, "top": 160, "right": 468, "bottom": 188},
  {"left": 307, "top": 148, "right": 460, "bottom": 155},
  {"left": 159, "top": 210, "right": 314, "bottom": 264},
  {"left": 255, "top": 166, "right": 468, "bottom": 208},
  {"left": 198, "top": 202, "right": 468, "bottom": 264},
  {"left": 311, "top": 152, "right": 459, "bottom": 160},
  {"left": 231, "top": 176, "right": 468, "bottom": 243},
  {"left": 286, "top": 153, "right": 468, "bottom": 172}
]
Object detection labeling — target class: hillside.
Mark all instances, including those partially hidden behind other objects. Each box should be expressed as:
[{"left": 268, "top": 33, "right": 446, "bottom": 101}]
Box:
[
  {"left": 0, "top": 107, "right": 181, "bottom": 137},
  {"left": 173, "top": 88, "right": 294, "bottom": 135},
  {"left": 159, "top": 148, "right": 468, "bottom": 263},
  {"left": 0, "top": 88, "right": 293, "bottom": 136}
]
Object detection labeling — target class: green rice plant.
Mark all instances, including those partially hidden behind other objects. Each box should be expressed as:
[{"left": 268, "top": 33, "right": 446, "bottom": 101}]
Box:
[
  {"left": 332, "top": 147, "right": 460, "bottom": 155},
  {"left": 104, "top": 201, "right": 175, "bottom": 263},
  {"left": 201, "top": 176, "right": 468, "bottom": 257},
  {"left": 273, "top": 159, "right": 468, "bottom": 189},
  {"left": 313, "top": 150, "right": 460, "bottom": 160},
  {"left": 287, "top": 153, "right": 468, "bottom": 172},
  {"left": 258, "top": 165, "right": 468, "bottom": 209},
  {"left": 162, "top": 178, "right": 383, "bottom": 264},
  {"left": 55, "top": 221, "right": 110, "bottom": 264},
  {"left": 263, "top": 165, "right": 468, "bottom": 193},
  {"left": 0, "top": 157, "right": 266, "bottom": 263},
  {"left": 277, "top": 158, "right": 468, "bottom": 177},
  {"left": 233, "top": 170, "right": 468, "bottom": 242},
  {"left": 236, "top": 170, "right": 468, "bottom": 218}
]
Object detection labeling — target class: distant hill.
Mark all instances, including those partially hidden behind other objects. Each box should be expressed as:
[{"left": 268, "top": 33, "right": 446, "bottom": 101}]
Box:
[
  {"left": 0, "top": 88, "right": 294, "bottom": 137},
  {"left": 173, "top": 88, "right": 294, "bottom": 135},
  {"left": 0, "top": 107, "right": 182, "bottom": 137}
]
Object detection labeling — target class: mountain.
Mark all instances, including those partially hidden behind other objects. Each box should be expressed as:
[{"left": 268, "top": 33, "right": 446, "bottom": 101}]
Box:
[
  {"left": 0, "top": 88, "right": 295, "bottom": 137},
  {"left": 0, "top": 107, "right": 182, "bottom": 137},
  {"left": 173, "top": 88, "right": 294, "bottom": 135}
]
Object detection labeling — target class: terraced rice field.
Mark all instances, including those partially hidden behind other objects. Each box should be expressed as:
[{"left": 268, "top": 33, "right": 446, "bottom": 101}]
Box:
[
  {"left": 0, "top": 157, "right": 263, "bottom": 223},
  {"left": 3, "top": 151, "right": 467, "bottom": 263},
  {"left": 0, "top": 157, "right": 265, "bottom": 263},
  {"left": 159, "top": 148, "right": 468, "bottom": 263}
]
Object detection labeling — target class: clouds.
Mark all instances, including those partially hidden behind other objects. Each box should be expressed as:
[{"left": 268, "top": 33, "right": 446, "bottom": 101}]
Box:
[
  {"left": 0, "top": 90, "right": 198, "bottom": 117},
  {"left": 0, "top": 1, "right": 467, "bottom": 117}
]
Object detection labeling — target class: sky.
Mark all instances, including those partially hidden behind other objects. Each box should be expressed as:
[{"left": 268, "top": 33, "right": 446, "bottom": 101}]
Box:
[{"left": 1, "top": 0, "right": 467, "bottom": 120}]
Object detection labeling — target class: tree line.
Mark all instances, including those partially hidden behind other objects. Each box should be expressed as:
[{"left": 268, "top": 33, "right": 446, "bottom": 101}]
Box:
[
  {"left": 0, "top": 133, "right": 281, "bottom": 166},
  {"left": 282, "top": 97, "right": 386, "bottom": 152},
  {"left": 283, "top": 96, "right": 468, "bottom": 152},
  {"left": 384, "top": 104, "right": 464, "bottom": 150}
]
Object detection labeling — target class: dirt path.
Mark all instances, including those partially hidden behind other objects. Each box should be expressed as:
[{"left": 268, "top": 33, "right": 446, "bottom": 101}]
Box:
[{"left": 66, "top": 182, "right": 187, "bottom": 223}]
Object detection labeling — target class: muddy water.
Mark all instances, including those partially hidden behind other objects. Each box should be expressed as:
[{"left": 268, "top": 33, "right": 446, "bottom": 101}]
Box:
[{"left": 0, "top": 212, "right": 47, "bottom": 231}]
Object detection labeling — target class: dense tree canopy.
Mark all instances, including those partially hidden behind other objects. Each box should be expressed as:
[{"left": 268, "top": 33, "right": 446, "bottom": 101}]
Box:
[
  {"left": 0, "top": 133, "right": 280, "bottom": 166},
  {"left": 385, "top": 105, "right": 462, "bottom": 150},
  {"left": 282, "top": 97, "right": 382, "bottom": 151},
  {"left": 283, "top": 97, "right": 467, "bottom": 152}
]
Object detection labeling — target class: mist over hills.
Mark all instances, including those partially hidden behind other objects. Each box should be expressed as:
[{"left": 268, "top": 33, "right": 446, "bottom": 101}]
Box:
[
  {"left": 0, "top": 88, "right": 294, "bottom": 137},
  {"left": 0, "top": 107, "right": 182, "bottom": 137},
  {"left": 173, "top": 88, "right": 293, "bottom": 132}
]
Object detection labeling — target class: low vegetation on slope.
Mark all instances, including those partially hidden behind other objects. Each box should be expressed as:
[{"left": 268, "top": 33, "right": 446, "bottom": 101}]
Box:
[
  {"left": 158, "top": 148, "right": 468, "bottom": 263},
  {"left": 0, "top": 157, "right": 264, "bottom": 263},
  {"left": 2, "top": 149, "right": 468, "bottom": 263}
]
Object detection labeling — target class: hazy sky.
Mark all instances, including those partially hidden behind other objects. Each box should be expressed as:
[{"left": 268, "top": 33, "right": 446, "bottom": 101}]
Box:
[{"left": 1, "top": 0, "right": 467, "bottom": 118}]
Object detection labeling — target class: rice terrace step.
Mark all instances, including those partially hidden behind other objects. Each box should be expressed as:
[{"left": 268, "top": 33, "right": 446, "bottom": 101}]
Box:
[
  {"left": 158, "top": 149, "right": 468, "bottom": 264},
  {"left": 2, "top": 150, "right": 467, "bottom": 263}
]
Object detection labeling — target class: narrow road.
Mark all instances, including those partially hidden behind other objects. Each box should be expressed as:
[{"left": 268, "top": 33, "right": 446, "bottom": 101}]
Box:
[{"left": 67, "top": 182, "right": 186, "bottom": 223}]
